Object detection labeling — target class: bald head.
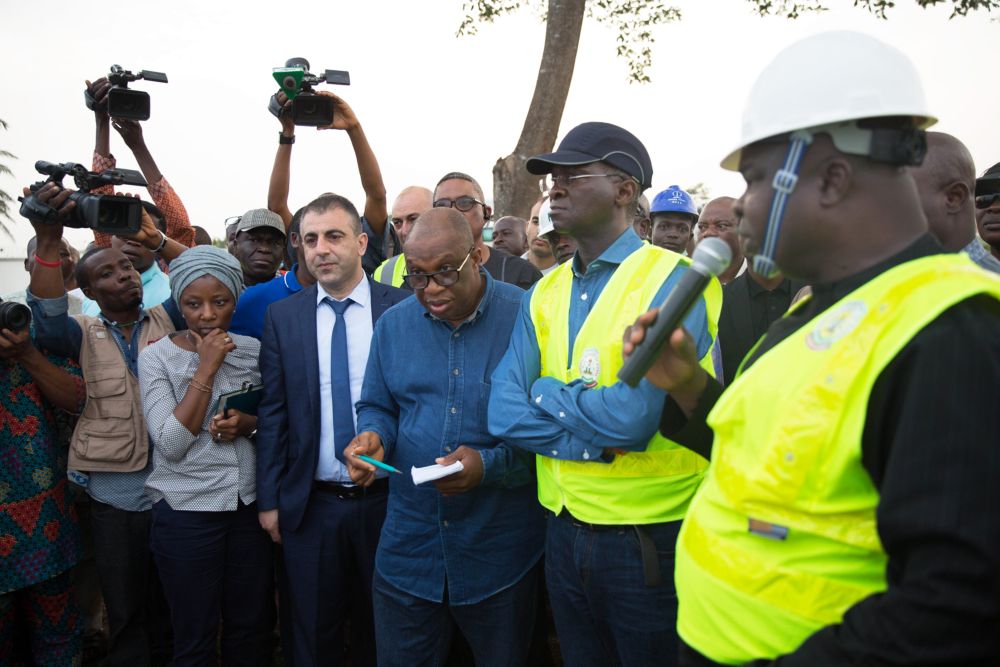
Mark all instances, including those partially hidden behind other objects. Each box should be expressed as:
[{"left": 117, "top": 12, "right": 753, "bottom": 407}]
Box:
[
  {"left": 391, "top": 186, "right": 433, "bottom": 246},
  {"left": 911, "top": 132, "right": 977, "bottom": 251},
  {"left": 405, "top": 208, "right": 474, "bottom": 259}
]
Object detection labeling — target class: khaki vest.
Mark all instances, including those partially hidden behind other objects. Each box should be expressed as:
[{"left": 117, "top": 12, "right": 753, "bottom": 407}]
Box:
[
  {"left": 529, "top": 244, "right": 722, "bottom": 524},
  {"left": 70, "top": 305, "right": 176, "bottom": 472},
  {"left": 676, "top": 254, "right": 1000, "bottom": 663}
]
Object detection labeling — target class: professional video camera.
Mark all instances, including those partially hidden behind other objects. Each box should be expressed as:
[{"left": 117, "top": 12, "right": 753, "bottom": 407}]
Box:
[
  {"left": 85, "top": 64, "right": 168, "bottom": 121},
  {"left": 268, "top": 57, "right": 350, "bottom": 127},
  {"left": 18, "top": 161, "right": 148, "bottom": 234},
  {"left": 0, "top": 299, "right": 31, "bottom": 333}
]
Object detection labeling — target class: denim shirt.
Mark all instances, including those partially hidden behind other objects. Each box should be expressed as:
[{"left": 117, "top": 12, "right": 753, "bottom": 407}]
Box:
[
  {"left": 356, "top": 272, "right": 545, "bottom": 604},
  {"left": 28, "top": 291, "right": 184, "bottom": 512},
  {"left": 488, "top": 227, "right": 712, "bottom": 461}
]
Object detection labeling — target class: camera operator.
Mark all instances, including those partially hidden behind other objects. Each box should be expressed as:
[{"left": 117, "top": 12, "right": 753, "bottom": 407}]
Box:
[
  {"left": 80, "top": 201, "right": 187, "bottom": 316},
  {"left": 24, "top": 182, "right": 188, "bottom": 667},
  {"left": 268, "top": 90, "right": 399, "bottom": 274},
  {"left": 85, "top": 76, "right": 195, "bottom": 252},
  {"left": 0, "top": 303, "right": 87, "bottom": 664}
]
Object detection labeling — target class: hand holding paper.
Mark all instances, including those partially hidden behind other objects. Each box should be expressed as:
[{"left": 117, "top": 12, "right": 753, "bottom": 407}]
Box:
[{"left": 430, "top": 446, "right": 484, "bottom": 497}]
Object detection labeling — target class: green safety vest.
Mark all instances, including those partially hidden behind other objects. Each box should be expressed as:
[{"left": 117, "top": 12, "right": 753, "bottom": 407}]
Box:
[
  {"left": 374, "top": 253, "right": 406, "bottom": 288},
  {"left": 676, "top": 253, "right": 1000, "bottom": 664},
  {"left": 529, "top": 243, "right": 722, "bottom": 524}
]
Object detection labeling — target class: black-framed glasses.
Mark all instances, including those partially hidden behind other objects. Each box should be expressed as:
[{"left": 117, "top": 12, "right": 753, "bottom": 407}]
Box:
[
  {"left": 403, "top": 247, "right": 475, "bottom": 289},
  {"left": 975, "top": 193, "right": 1000, "bottom": 210},
  {"left": 540, "top": 172, "right": 625, "bottom": 193},
  {"left": 433, "top": 196, "right": 486, "bottom": 213}
]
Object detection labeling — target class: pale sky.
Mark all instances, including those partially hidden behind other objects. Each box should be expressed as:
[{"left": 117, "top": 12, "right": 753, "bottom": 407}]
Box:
[{"left": 1, "top": 0, "right": 997, "bottom": 267}]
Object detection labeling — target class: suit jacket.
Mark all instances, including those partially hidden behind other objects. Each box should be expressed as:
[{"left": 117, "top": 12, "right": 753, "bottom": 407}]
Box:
[
  {"left": 256, "top": 277, "right": 409, "bottom": 532},
  {"left": 717, "top": 273, "right": 804, "bottom": 387}
]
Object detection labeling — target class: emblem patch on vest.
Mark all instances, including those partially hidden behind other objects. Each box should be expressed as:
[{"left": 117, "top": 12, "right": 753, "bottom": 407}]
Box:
[
  {"left": 579, "top": 347, "right": 601, "bottom": 388},
  {"left": 805, "top": 301, "right": 867, "bottom": 351}
]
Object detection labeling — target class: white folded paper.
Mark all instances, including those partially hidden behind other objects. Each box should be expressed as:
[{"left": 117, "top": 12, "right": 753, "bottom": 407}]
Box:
[{"left": 411, "top": 461, "right": 465, "bottom": 486}]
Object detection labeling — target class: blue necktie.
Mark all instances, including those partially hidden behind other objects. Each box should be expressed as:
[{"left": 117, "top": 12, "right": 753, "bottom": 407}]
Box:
[{"left": 324, "top": 297, "right": 356, "bottom": 463}]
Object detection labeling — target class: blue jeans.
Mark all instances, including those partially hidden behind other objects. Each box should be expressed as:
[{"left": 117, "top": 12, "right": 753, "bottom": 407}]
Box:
[
  {"left": 150, "top": 500, "right": 274, "bottom": 667},
  {"left": 373, "top": 565, "right": 540, "bottom": 667},
  {"left": 544, "top": 512, "right": 682, "bottom": 667}
]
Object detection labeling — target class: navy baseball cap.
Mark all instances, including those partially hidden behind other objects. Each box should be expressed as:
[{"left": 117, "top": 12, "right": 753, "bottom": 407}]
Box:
[
  {"left": 526, "top": 122, "right": 653, "bottom": 191},
  {"left": 975, "top": 161, "right": 1000, "bottom": 196}
]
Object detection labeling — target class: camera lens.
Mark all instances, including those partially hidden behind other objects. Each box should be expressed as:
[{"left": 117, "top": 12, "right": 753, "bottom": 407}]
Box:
[{"left": 0, "top": 301, "right": 32, "bottom": 332}]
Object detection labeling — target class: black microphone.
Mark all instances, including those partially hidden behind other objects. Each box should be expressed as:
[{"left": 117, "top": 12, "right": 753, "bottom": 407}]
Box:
[{"left": 617, "top": 238, "right": 732, "bottom": 388}]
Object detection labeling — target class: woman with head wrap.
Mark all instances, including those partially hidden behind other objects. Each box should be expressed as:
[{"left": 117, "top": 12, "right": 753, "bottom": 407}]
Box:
[{"left": 137, "top": 246, "right": 273, "bottom": 665}]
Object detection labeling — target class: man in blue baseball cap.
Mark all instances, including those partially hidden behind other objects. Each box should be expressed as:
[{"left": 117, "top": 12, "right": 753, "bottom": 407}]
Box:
[
  {"left": 489, "top": 121, "right": 721, "bottom": 666},
  {"left": 650, "top": 185, "right": 699, "bottom": 255}
]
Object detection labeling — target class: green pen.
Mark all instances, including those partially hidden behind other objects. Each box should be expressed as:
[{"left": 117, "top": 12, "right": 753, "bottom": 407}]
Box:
[{"left": 355, "top": 454, "right": 402, "bottom": 475}]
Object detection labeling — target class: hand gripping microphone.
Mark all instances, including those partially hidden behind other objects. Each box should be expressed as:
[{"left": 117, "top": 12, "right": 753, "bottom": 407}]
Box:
[{"left": 617, "top": 237, "right": 732, "bottom": 388}]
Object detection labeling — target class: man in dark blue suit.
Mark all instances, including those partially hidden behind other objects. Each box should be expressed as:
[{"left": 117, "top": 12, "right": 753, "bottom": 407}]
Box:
[{"left": 256, "top": 193, "right": 409, "bottom": 667}]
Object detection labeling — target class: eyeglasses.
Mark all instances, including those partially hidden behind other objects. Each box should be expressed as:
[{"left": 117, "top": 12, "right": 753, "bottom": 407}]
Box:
[
  {"left": 540, "top": 172, "right": 626, "bottom": 193},
  {"left": 403, "top": 248, "right": 474, "bottom": 289},
  {"left": 975, "top": 193, "right": 1000, "bottom": 210},
  {"left": 433, "top": 196, "right": 486, "bottom": 213}
]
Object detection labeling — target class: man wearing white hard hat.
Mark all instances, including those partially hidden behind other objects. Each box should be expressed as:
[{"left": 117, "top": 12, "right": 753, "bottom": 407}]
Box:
[{"left": 624, "top": 31, "right": 1000, "bottom": 665}]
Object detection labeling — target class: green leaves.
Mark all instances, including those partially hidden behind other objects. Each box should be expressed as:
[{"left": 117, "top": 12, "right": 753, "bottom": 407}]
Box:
[
  {"left": 751, "top": 0, "right": 1000, "bottom": 19},
  {"left": 0, "top": 118, "right": 17, "bottom": 239}
]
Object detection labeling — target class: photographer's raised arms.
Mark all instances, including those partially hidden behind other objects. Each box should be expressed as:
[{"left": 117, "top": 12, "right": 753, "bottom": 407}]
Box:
[{"left": 7, "top": 34, "right": 1000, "bottom": 667}]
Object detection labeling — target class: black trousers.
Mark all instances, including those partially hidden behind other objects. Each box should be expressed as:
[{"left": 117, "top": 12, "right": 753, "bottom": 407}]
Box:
[
  {"left": 89, "top": 499, "right": 172, "bottom": 667},
  {"left": 150, "top": 499, "right": 274, "bottom": 667}
]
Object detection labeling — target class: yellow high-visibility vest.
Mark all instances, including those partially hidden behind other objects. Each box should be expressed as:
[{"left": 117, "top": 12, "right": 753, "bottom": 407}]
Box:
[
  {"left": 374, "top": 253, "right": 406, "bottom": 288},
  {"left": 676, "top": 253, "right": 1000, "bottom": 664},
  {"left": 529, "top": 243, "right": 722, "bottom": 524}
]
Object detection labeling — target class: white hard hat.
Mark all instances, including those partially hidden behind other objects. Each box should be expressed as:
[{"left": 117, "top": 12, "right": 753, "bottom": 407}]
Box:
[
  {"left": 538, "top": 198, "right": 556, "bottom": 237},
  {"left": 721, "top": 31, "right": 937, "bottom": 171}
]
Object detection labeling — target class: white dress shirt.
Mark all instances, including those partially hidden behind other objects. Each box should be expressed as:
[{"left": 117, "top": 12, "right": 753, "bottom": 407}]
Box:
[{"left": 315, "top": 276, "right": 373, "bottom": 482}]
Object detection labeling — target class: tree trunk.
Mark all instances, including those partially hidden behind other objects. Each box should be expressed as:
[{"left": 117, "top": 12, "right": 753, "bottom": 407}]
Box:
[{"left": 492, "top": 0, "right": 586, "bottom": 219}]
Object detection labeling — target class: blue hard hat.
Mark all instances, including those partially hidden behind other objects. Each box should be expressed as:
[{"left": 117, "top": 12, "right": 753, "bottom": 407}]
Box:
[{"left": 650, "top": 185, "right": 698, "bottom": 218}]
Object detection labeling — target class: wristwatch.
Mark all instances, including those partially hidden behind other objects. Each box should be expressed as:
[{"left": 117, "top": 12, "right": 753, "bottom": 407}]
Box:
[{"left": 279, "top": 133, "right": 295, "bottom": 145}]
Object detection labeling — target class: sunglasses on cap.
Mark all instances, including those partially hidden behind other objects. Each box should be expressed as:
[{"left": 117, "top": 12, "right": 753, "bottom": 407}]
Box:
[
  {"left": 975, "top": 193, "right": 1000, "bottom": 210},
  {"left": 433, "top": 196, "right": 486, "bottom": 213}
]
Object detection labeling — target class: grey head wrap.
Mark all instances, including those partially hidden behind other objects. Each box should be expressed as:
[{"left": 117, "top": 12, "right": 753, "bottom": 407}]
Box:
[{"left": 169, "top": 245, "right": 246, "bottom": 304}]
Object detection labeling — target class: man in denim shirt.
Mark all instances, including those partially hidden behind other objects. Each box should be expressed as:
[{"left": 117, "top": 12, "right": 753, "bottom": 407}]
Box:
[{"left": 347, "top": 208, "right": 544, "bottom": 666}]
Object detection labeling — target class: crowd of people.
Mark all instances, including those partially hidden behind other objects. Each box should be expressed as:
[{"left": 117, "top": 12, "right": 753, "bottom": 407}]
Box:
[{"left": 2, "top": 29, "right": 1000, "bottom": 667}]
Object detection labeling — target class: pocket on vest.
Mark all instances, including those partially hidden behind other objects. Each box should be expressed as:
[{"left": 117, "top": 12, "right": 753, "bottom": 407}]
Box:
[
  {"left": 74, "top": 399, "right": 138, "bottom": 462},
  {"left": 86, "top": 365, "right": 128, "bottom": 399},
  {"left": 74, "top": 430, "right": 138, "bottom": 463}
]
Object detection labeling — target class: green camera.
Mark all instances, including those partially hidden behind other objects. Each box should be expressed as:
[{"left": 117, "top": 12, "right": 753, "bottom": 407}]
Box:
[{"left": 268, "top": 58, "right": 350, "bottom": 127}]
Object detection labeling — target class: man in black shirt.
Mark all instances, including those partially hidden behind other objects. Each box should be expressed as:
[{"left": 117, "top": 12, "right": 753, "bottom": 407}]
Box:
[
  {"left": 432, "top": 172, "right": 542, "bottom": 291},
  {"left": 716, "top": 266, "right": 803, "bottom": 386},
  {"left": 625, "top": 31, "right": 1000, "bottom": 666}
]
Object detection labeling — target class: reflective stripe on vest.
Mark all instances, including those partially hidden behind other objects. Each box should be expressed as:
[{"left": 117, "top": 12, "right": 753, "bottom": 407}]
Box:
[
  {"left": 529, "top": 243, "right": 722, "bottom": 524},
  {"left": 676, "top": 254, "right": 1000, "bottom": 664},
  {"left": 375, "top": 253, "right": 406, "bottom": 288}
]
